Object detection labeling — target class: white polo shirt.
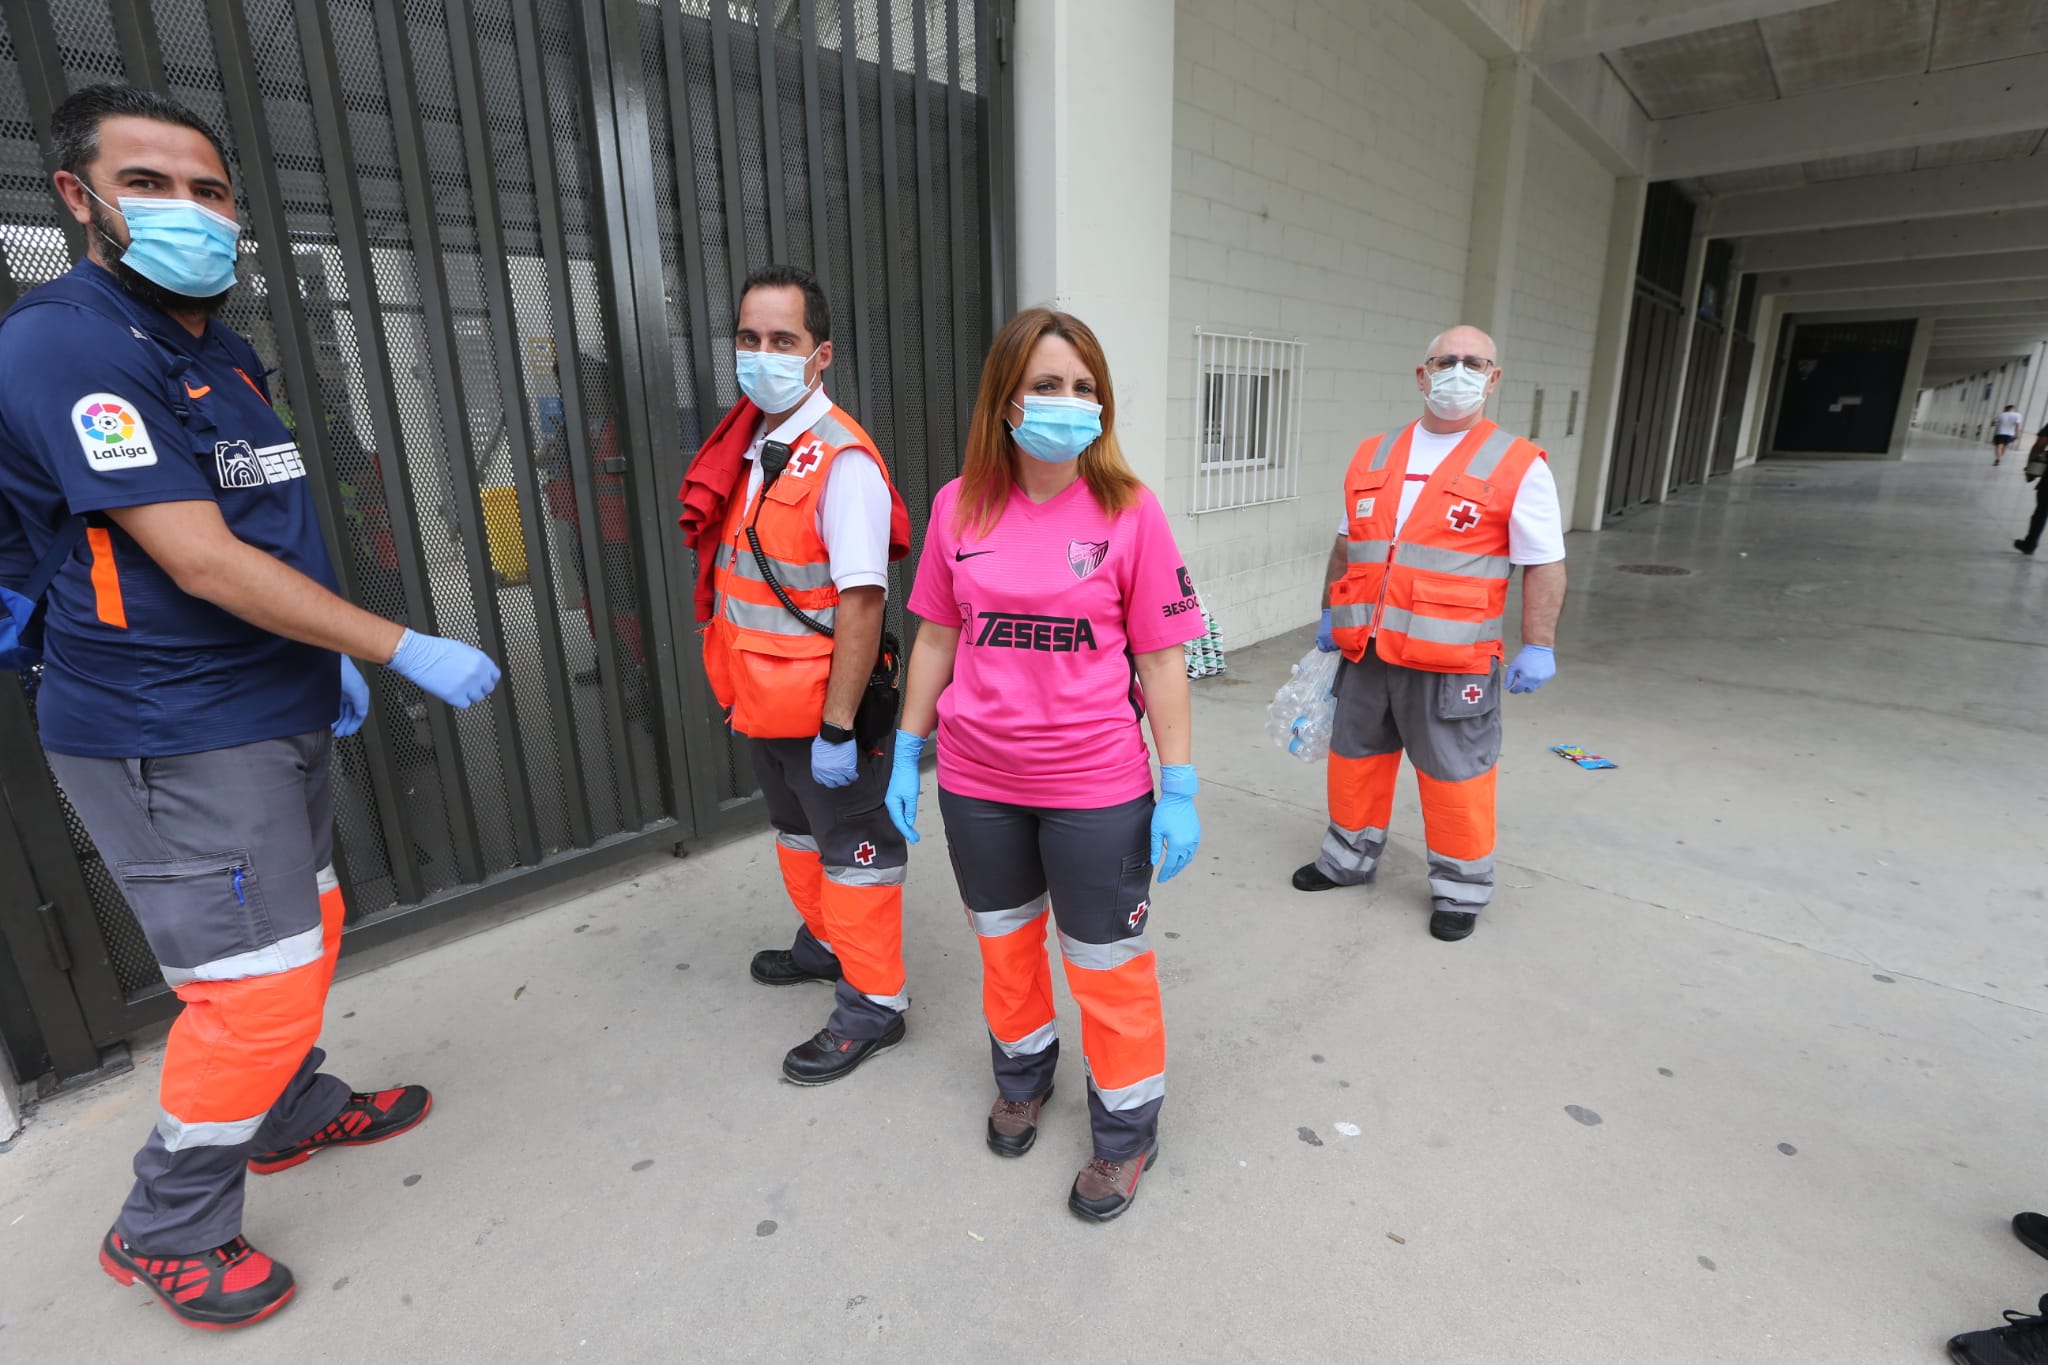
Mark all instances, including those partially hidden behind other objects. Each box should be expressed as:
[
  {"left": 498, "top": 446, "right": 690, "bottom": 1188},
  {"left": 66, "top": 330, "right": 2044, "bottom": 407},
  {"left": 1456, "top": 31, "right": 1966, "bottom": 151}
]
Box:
[
  {"left": 1336, "top": 424, "right": 1566, "bottom": 565},
  {"left": 740, "top": 385, "right": 891, "bottom": 593}
]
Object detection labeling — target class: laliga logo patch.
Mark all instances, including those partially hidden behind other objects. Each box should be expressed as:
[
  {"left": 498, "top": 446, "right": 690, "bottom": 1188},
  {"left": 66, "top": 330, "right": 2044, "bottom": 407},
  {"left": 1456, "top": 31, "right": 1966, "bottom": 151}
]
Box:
[
  {"left": 70, "top": 393, "right": 157, "bottom": 472},
  {"left": 1067, "top": 539, "right": 1109, "bottom": 580},
  {"left": 1127, "top": 900, "right": 1148, "bottom": 933}
]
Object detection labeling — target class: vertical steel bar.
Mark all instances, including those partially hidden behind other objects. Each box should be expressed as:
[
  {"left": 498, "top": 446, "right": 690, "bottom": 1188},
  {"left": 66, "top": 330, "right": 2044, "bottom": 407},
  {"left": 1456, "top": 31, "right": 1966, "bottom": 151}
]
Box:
[
  {"left": 757, "top": 0, "right": 788, "bottom": 261},
  {"left": 110, "top": 0, "right": 169, "bottom": 93},
  {"left": 372, "top": 0, "right": 536, "bottom": 877},
  {"left": 659, "top": 0, "right": 723, "bottom": 428},
  {"left": 1225, "top": 334, "right": 1239, "bottom": 511},
  {"left": 944, "top": 0, "right": 971, "bottom": 466},
  {"left": 0, "top": 776, "right": 102, "bottom": 1075},
  {"left": 798, "top": 0, "right": 830, "bottom": 292},
  {"left": 837, "top": 0, "right": 874, "bottom": 422},
  {"left": 706, "top": 0, "right": 751, "bottom": 302},
  {"left": 213, "top": 0, "right": 424, "bottom": 904},
  {"left": 1192, "top": 331, "right": 1203, "bottom": 513},
  {"left": 2, "top": 0, "right": 85, "bottom": 259},
  {"left": 910, "top": 1, "right": 944, "bottom": 528},
  {"left": 876, "top": 0, "right": 911, "bottom": 474},
  {"left": 443, "top": 0, "right": 589, "bottom": 854},
  {"left": 509, "top": 0, "right": 640, "bottom": 835},
  {"left": 1291, "top": 341, "right": 1306, "bottom": 500},
  {"left": 978, "top": 0, "right": 1014, "bottom": 326}
]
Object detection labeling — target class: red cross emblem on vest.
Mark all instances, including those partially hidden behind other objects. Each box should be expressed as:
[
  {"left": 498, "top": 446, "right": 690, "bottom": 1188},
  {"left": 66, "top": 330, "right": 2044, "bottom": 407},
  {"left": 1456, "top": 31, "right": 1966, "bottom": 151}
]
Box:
[
  {"left": 1463, "top": 684, "right": 1484, "bottom": 704},
  {"left": 853, "top": 841, "right": 876, "bottom": 866},
  {"left": 787, "top": 442, "right": 824, "bottom": 478},
  {"left": 1447, "top": 501, "right": 1481, "bottom": 532}
]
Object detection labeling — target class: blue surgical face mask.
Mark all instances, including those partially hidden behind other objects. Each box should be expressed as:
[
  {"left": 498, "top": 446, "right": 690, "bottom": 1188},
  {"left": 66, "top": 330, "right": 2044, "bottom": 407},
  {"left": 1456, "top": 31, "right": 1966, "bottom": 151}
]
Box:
[
  {"left": 735, "top": 345, "right": 820, "bottom": 413},
  {"left": 86, "top": 185, "right": 240, "bottom": 299},
  {"left": 1008, "top": 396, "right": 1103, "bottom": 464}
]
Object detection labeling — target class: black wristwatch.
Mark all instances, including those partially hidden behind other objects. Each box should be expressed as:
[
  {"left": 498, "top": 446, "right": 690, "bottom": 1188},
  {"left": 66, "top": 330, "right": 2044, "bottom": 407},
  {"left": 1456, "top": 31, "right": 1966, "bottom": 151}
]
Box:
[{"left": 818, "top": 721, "right": 855, "bottom": 747}]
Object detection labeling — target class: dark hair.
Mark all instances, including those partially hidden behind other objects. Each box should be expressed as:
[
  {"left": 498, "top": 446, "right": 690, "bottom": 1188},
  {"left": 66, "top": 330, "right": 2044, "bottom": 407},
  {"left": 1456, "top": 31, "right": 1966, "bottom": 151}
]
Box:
[
  {"left": 50, "top": 84, "right": 231, "bottom": 183},
  {"left": 738, "top": 264, "right": 830, "bottom": 344}
]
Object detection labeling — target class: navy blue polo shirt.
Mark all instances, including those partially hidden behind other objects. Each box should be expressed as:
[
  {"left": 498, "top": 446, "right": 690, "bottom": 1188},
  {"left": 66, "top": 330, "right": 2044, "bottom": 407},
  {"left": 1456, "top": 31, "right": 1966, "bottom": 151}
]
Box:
[{"left": 0, "top": 260, "right": 339, "bottom": 757}]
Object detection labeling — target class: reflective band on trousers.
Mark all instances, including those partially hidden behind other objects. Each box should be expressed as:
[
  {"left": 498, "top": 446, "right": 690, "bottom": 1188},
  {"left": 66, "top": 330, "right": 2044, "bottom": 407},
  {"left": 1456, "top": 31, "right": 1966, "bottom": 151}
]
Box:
[
  {"left": 1058, "top": 930, "right": 1151, "bottom": 973},
  {"left": 156, "top": 1109, "right": 267, "bottom": 1152},
  {"left": 777, "top": 831, "right": 820, "bottom": 854},
  {"left": 316, "top": 863, "right": 340, "bottom": 895},
  {"left": 1319, "top": 822, "right": 1385, "bottom": 878},
  {"left": 722, "top": 594, "right": 837, "bottom": 635},
  {"left": 993, "top": 1018, "right": 1058, "bottom": 1058},
  {"left": 714, "top": 541, "right": 835, "bottom": 592},
  {"left": 1376, "top": 606, "right": 1503, "bottom": 646},
  {"left": 863, "top": 988, "right": 912, "bottom": 1011},
  {"left": 159, "top": 923, "right": 325, "bottom": 988},
  {"left": 1090, "top": 1068, "right": 1166, "bottom": 1112},
  {"left": 825, "top": 863, "right": 907, "bottom": 887},
  {"left": 969, "top": 893, "right": 1050, "bottom": 938},
  {"left": 1427, "top": 850, "right": 1494, "bottom": 906}
]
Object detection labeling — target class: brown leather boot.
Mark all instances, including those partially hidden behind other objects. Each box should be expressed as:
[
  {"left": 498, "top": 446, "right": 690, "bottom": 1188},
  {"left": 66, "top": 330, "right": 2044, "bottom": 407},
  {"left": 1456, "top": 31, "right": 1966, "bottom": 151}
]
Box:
[
  {"left": 986, "top": 1086, "right": 1052, "bottom": 1158},
  {"left": 1068, "top": 1147, "right": 1158, "bottom": 1223}
]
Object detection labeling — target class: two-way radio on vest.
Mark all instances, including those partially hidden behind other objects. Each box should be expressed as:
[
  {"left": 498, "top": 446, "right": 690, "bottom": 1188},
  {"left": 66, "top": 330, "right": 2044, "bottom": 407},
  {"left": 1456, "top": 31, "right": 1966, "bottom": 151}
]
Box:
[{"left": 747, "top": 439, "right": 835, "bottom": 638}]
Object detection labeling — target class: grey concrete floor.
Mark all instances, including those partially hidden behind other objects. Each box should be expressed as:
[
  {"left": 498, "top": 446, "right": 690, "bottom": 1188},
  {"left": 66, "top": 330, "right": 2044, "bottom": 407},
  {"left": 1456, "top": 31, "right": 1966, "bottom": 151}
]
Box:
[{"left": 2, "top": 432, "right": 2045, "bottom": 1362}]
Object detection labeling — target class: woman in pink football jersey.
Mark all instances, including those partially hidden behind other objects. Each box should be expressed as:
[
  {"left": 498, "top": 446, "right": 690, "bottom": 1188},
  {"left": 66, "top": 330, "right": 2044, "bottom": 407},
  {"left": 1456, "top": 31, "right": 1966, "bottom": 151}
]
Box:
[{"left": 884, "top": 308, "right": 1206, "bottom": 1223}]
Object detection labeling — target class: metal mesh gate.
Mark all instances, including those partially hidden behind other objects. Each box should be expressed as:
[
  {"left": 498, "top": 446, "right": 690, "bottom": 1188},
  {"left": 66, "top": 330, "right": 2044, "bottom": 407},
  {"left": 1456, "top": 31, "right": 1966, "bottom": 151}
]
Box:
[{"left": 0, "top": 0, "right": 1007, "bottom": 1075}]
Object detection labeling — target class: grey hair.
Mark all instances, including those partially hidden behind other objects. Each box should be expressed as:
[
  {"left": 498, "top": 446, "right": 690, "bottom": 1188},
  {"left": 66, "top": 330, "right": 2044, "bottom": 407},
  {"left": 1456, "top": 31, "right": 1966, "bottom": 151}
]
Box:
[{"left": 50, "top": 84, "right": 231, "bottom": 183}]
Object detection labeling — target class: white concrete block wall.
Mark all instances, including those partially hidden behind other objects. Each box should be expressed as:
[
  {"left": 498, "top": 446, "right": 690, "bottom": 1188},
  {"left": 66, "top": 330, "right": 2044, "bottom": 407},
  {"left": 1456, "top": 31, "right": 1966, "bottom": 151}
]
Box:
[
  {"left": 1166, "top": 0, "right": 1488, "bottom": 649},
  {"left": 1501, "top": 110, "right": 1614, "bottom": 524}
]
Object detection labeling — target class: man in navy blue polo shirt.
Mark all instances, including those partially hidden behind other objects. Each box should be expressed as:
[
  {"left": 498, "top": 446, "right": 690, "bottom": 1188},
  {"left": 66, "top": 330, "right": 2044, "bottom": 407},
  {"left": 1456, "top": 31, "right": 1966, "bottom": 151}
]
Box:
[{"left": 0, "top": 85, "right": 501, "bottom": 1331}]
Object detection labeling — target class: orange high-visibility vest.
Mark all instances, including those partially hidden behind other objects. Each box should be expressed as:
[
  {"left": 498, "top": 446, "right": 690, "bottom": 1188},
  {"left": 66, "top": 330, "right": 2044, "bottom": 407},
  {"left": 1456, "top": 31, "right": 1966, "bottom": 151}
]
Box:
[
  {"left": 702, "top": 404, "right": 896, "bottom": 738},
  {"left": 1328, "top": 419, "right": 1544, "bottom": 674}
]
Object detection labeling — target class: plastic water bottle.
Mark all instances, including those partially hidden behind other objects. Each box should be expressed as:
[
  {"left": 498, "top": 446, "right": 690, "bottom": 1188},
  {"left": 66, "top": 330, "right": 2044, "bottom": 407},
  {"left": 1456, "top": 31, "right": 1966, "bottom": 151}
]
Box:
[{"left": 1266, "top": 648, "right": 1338, "bottom": 764}]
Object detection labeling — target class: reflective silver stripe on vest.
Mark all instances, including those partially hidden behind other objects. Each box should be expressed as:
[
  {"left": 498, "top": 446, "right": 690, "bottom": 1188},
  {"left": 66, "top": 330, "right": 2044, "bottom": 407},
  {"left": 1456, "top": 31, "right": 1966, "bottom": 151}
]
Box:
[
  {"left": 1057, "top": 929, "right": 1152, "bottom": 973},
  {"left": 969, "top": 892, "right": 1050, "bottom": 938},
  {"left": 157, "top": 1109, "right": 267, "bottom": 1152},
  {"left": 810, "top": 411, "right": 861, "bottom": 449},
  {"left": 718, "top": 542, "right": 835, "bottom": 592},
  {"left": 157, "top": 923, "right": 326, "bottom": 989},
  {"left": 1463, "top": 427, "right": 1520, "bottom": 480},
  {"left": 825, "top": 863, "right": 906, "bottom": 888},
  {"left": 1345, "top": 539, "right": 1392, "bottom": 563},
  {"left": 1330, "top": 603, "right": 1375, "bottom": 630},
  {"left": 1090, "top": 1068, "right": 1166, "bottom": 1112},
  {"left": 993, "top": 1018, "right": 1058, "bottom": 1058},
  {"left": 1376, "top": 606, "right": 1503, "bottom": 646},
  {"left": 722, "top": 595, "right": 837, "bottom": 635},
  {"left": 1392, "top": 543, "right": 1510, "bottom": 578},
  {"left": 1365, "top": 432, "right": 1396, "bottom": 472}
]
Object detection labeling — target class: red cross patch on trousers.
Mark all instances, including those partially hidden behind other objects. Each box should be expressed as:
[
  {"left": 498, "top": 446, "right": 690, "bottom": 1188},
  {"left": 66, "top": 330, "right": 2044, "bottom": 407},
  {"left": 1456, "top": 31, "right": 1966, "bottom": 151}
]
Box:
[
  {"left": 1463, "top": 684, "right": 1484, "bottom": 704},
  {"left": 854, "top": 841, "right": 876, "bottom": 866},
  {"left": 1447, "top": 501, "right": 1481, "bottom": 532}
]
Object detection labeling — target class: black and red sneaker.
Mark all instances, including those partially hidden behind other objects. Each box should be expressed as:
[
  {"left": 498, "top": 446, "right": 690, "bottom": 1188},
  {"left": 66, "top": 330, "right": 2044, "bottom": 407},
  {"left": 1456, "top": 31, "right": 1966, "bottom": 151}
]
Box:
[
  {"left": 99, "top": 1228, "right": 295, "bottom": 1330},
  {"left": 247, "top": 1085, "right": 433, "bottom": 1174}
]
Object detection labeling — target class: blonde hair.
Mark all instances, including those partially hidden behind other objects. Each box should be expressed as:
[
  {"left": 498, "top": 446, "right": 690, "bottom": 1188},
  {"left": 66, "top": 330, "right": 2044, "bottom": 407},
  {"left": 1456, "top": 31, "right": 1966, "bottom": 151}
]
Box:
[{"left": 955, "top": 307, "right": 1142, "bottom": 536}]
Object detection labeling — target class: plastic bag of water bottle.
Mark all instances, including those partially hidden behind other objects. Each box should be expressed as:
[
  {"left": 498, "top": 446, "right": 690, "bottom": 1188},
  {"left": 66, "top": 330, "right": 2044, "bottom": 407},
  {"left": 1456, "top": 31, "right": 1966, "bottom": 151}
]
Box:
[{"left": 1266, "top": 648, "right": 1339, "bottom": 763}]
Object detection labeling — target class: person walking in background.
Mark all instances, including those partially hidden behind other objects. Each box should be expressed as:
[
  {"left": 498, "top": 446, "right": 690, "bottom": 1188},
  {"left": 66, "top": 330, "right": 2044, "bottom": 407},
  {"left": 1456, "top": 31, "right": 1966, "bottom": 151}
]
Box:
[
  {"left": 883, "top": 307, "right": 1204, "bottom": 1223},
  {"left": 678, "top": 265, "right": 914, "bottom": 1086},
  {"left": 2015, "top": 421, "right": 2048, "bottom": 557},
  {"left": 1993, "top": 405, "right": 2023, "bottom": 466},
  {"left": 1294, "top": 325, "right": 1566, "bottom": 943},
  {"left": 0, "top": 85, "right": 499, "bottom": 1330}
]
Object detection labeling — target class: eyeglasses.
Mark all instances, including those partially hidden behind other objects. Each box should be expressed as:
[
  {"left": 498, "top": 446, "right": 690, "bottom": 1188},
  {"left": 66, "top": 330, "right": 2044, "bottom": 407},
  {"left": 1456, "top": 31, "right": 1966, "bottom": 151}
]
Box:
[{"left": 1424, "top": 354, "right": 1497, "bottom": 373}]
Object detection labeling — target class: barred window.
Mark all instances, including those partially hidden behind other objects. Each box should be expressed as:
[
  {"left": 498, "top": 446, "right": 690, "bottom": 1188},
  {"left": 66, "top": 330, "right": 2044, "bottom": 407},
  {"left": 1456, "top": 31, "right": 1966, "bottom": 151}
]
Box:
[{"left": 1192, "top": 329, "right": 1304, "bottom": 513}]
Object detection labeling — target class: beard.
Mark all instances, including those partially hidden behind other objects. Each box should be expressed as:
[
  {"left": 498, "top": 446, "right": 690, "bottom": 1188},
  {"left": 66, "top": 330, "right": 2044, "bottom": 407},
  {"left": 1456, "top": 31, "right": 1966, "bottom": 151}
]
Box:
[{"left": 87, "top": 203, "right": 235, "bottom": 318}]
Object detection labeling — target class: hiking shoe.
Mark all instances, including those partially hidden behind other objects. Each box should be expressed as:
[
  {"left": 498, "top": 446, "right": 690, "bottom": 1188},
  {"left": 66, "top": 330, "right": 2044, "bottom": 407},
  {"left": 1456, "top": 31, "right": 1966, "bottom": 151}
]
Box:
[
  {"left": 987, "top": 1086, "right": 1053, "bottom": 1158},
  {"left": 1068, "top": 1147, "right": 1158, "bottom": 1223},
  {"left": 1949, "top": 1294, "right": 2048, "bottom": 1364},
  {"left": 1292, "top": 863, "right": 1341, "bottom": 892},
  {"left": 99, "top": 1229, "right": 295, "bottom": 1330},
  {"left": 782, "top": 1013, "right": 906, "bottom": 1086},
  {"left": 2014, "top": 1212, "right": 2048, "bottom": 1261},
  {"left": 750, "top": 948, "right": 842, "bottom": 987},
  {"left": 1430, "top": 909, "right": 1477, "bottom": 942},
  {"left": 247, "top": 1086, "right": 432, "bottom": 1173}
]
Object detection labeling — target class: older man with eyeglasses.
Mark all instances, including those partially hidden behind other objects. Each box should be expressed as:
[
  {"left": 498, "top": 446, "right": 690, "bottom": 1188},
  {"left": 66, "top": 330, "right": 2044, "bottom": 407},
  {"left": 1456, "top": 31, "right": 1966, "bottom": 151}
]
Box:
[{"left": 1293, "top": 325, "right": 1567, "bottom": 942}]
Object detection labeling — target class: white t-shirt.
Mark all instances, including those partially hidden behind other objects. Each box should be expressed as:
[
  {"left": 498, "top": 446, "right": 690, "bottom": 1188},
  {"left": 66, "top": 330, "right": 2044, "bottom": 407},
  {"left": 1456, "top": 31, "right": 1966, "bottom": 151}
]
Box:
[
  {"left": 1336, "top": 424, "right": 1566, "bottom": 565},
  {"left": 741, "top": 385, "right": 891, "bottom": 593},
  {"left": 1995, "top": 411, "right": 2024, "bottom": 438}
]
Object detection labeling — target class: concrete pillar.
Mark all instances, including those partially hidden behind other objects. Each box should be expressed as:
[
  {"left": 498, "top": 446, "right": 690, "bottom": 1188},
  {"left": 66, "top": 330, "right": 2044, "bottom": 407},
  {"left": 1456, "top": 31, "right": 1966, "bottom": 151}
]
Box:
[
  {"left": 0, "top": 1039, "right": 21, "bottom": 1148},
  {"left": 1651, "top": 231, "right": 1710, "bottom": 498},
  {"left": 1011, "top": 0, "right": 1175, "bottom": 488},
  {"left": 2021, "top": 342, "right": 2048, "bottom": 437},
  {"left": 1887, "top": 317, "right": 1933, "bottom": 458},
  {"left": 1732, "top": 293, "right": 1784, "bottom": 467},
  {"left": 1696, "top": 253, "right": 1746, "bottom": 479},
  {"left": 1572, "top": 176, "right": 1647, "bottom": 532},
  {"left": 1461, "top": 58, "right": 1535, "bottom": 340}
]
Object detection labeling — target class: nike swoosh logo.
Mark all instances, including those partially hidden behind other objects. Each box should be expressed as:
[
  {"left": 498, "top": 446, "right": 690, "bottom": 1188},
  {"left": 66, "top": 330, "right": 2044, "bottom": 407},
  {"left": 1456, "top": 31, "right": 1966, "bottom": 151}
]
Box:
[
  {"left": 184, "top": 384, "right": 212, "bottom": 399},
  {"left": 954, "top": 549, "right": 994, "bottom": 561}
]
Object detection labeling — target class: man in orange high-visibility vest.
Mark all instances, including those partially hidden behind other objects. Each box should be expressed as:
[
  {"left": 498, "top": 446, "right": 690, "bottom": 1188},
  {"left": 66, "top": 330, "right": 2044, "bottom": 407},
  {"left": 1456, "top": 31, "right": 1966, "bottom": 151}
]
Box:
[{"left": 1293, "top": 325, "right": 1567, "bottom": 942}]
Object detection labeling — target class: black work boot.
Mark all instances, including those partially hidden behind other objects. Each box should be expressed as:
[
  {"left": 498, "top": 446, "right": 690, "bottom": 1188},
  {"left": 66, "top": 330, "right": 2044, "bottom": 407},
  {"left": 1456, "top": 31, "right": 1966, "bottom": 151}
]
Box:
[
  {"left": 2014, "top": 1212, "right": 2048, "bottom": 1261},
  {"left": 1949, "top": 1294, "right": 2048, "bottom": 1363},
  {"left": 987, "top": 1086, "right": 1053, "bottom": 1157},
  {"left": 1430, "top": 909, "right": 1478, "bottom": 941},
  {"left": 1068, "top": 1147, "right": 1158, "bottom": 1223},
  {"left": 99, "top": 1229, "right": 296, "bottom": 1330},
  {"left": 751, "top": 948, "right": 842, "bottom": 987},
  {"left": 781, "top": 1013, "right": 906, "bottom": 1085}
]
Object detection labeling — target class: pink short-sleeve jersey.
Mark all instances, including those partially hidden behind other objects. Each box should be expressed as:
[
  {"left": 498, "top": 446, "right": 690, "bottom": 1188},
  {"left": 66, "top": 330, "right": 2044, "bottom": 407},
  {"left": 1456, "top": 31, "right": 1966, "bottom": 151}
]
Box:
[{"left": 908, "top": 475, "right": 1205, "bottom": 809}]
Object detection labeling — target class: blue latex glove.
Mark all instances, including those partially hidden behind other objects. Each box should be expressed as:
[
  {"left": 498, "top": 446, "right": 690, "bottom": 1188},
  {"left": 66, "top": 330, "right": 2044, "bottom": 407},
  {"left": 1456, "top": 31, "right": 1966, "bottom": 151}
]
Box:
[
  {"left": 885, "top": 729, "right": 925, "bottom": 842},
  {"left": 387, "top": 628, "right": 502, "bottom": 708},
  {"left": 1506, "top": 644, "right": 1556, "bottom": 694},
  {"left": 1316, "top": 607, "right": 1337, "bottom": 653},
  {"left": 335, "top": 656, "right": 369, "bottom": 737},
  {"left": 1151, "top": 764, "right": 1201, "bottom": 883},
  {"left": 812, "top": 732, "right": 859, "bottom": 788}
]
